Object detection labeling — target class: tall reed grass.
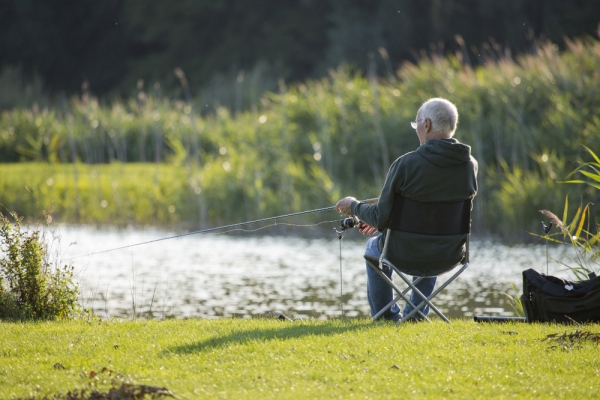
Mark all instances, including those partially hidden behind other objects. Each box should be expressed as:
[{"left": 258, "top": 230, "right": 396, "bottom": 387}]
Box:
[
  {"left": 535, "top": 146, "right": 600, "bottom": 278},
  {"left": 0, "top": 162, "right": 336, "bottom": 229},
  {"left": 1, "top": 35, "right": 599, "bottom": 237}
]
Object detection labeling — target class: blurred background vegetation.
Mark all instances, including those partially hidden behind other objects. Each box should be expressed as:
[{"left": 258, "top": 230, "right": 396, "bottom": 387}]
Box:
[
  {"left": 0, "top": 0, "right": 599, "bottom": 241},
  {"left": 2, "top": 0, "right": 599, "bottom": 102}
]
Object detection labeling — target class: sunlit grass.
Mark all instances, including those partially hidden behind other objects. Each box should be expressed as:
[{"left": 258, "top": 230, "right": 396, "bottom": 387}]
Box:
[
  {"left": 1, "top": 318, "right": 599, "bottom": 398},
  {"left": 0, "top": 162, "right": 337, "bottom": 229},
  {"left": 0, "top": 163, "right": 191, "bottom": 227}
]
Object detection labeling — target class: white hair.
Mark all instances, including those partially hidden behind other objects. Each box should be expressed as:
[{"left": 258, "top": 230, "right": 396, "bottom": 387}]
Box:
[{"left": 418, "top": 98, "right": 459, "bottom": 136}]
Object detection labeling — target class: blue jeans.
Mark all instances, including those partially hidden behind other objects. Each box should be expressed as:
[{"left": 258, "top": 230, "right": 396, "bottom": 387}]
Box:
[{"left": 365, "top": 235, "right": 437, "bottom": 320}]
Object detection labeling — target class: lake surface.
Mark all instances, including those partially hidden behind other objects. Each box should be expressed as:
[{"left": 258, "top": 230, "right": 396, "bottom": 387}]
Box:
[{"left": 52, "top": 224, "right": 574, "bottom": 320}]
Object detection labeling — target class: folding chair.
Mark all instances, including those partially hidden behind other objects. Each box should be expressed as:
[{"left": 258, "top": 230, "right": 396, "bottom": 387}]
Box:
[{"left": 365, "top": 195, "right": 472, "bottom": 323}]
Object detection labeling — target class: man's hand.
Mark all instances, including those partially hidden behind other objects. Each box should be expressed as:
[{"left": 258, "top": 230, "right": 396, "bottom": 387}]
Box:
[
  {"left": 358, "top": 222, "right": 378, "bottom": 236},
  {"left": 335, "top": 196, "right": 357, "bottom": 216}
]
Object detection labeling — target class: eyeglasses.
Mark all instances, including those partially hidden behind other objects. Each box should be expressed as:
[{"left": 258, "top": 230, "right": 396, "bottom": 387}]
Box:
[{"left": 410, "top": 118, "right": 424, "bottom": 129}]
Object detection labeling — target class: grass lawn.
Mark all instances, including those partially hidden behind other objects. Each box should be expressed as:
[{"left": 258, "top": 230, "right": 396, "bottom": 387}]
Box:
[{"left": 1, "top": 318, "right": 598, "bottom": 399}]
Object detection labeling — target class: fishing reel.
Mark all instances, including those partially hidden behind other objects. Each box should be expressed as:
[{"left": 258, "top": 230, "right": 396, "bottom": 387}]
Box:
[
  {"left": 340, "top": 216, "right": 359, "bottom": 231},
  {"left": 334, "top": 215, "right": 360, "bottom": 239}
]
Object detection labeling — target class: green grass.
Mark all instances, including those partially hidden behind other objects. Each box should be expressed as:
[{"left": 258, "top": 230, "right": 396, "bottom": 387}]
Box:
[
  {"left": 1, "top": 318, "right": 598, "bottom": 399},
  {"left": 0, "top": 161, "right": 337, "bottom": 229},
  {"left": 0, "top": 162, "right": 195, "bottom": 228}
]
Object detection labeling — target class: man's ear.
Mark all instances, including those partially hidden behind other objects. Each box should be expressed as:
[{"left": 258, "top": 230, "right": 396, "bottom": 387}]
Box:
[{"left": 424, "top": 117, "right": 432, "bottom": 133}]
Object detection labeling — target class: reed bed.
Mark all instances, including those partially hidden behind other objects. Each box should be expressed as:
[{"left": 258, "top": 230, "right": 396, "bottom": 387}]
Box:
[
  {"left": 0, "top": 163, "right": 337, "bottom": 230},
  {"left": 1, "top": 36, "right": 599, "bottom": 238}
]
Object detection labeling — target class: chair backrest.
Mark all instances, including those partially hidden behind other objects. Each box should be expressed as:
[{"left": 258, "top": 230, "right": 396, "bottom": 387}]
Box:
[
  {"left": 378, "top": 195, "right": 472, "bottom": 276},
  {"left": 387, "top": 196, "right": 471, "bottom": 236}
]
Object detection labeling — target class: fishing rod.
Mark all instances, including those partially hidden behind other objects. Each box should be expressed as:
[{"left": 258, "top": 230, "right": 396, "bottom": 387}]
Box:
[{"left": 71, "top": 197, "right": 379, "bottom": 259}]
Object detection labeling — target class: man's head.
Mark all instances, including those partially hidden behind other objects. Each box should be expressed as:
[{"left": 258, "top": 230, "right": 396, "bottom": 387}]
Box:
[{"left": 413, "top": 98, "right": 458, "bottom": 144}]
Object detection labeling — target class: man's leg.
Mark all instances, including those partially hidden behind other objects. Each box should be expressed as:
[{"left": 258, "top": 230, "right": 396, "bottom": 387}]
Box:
[
  {"left": 365, "top": 235, "right": 401, "bottom": 321},
  {"left": 403, "top": 276, "right": 437, "bottom": 319}
]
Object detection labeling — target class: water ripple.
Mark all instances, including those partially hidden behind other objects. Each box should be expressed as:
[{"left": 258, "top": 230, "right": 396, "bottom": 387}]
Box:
[{"left": 58, "top": 226, "right": 574, "bottom": 320}]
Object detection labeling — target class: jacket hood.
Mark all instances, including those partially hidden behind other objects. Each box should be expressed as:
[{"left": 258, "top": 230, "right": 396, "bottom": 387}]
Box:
[{"left": 417, "top": 138, "right": 472, "bottom": 167}]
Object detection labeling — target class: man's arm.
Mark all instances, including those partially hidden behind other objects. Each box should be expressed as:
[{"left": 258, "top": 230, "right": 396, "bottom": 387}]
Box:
[
  {"left": 335, "top": 197, "right": 378, "bottom": 215},
  {"left": 351, "top": 158, "right": 404, "bottom": 230}
]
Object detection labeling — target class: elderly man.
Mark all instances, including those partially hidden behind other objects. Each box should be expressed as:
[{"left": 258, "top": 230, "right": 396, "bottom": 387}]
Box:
[{"left": 336, "top": 98, "right": 478, "bottom": 321}]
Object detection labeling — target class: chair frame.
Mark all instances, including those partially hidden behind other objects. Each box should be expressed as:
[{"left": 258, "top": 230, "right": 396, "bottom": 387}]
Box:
[{"left": 365, "top": 196, "right": 472, "bottom": 324}]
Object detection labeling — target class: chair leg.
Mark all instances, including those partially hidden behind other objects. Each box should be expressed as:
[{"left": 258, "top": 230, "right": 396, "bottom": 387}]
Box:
[
  {"left": 393, "top": 271, "right": 448, "bottom": 323},
  {"left": 366, "top": 258, "right": 428, "bottom": 321},
  {"left": 391, "top": 261, "right": 470, "bottom": 324},
  {"left": 394, "top": 276, "right": 429, "bottom": 320},
  {"left": 366, "top": 258, "right": 470, "bottom": 323},
  {"left": 366, "top": 258, "right": 410, "bottom": 320}
]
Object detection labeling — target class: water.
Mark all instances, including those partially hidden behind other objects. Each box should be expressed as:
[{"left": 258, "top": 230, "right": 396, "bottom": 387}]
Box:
[{"left": 53, "top": 225, "right": 574, "bottom": 320}]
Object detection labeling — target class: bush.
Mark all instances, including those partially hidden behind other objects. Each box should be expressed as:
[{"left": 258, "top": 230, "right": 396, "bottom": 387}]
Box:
[{"left": 0, "top": 211, "right": 79, "bottom": 320}]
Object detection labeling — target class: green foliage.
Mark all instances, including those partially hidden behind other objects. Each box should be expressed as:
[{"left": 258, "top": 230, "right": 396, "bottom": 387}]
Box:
[
  {"left": 564, "top": 145, "right": 600, "bottom": 191},
  {"left": 484, "top": 154, "right": 574, "bottom": 239},
  {"left": 536, "top": 147, "right": 600, "bottom": 279},
  {"left": 1, "top": 318, "right": 599, "bottom": 398},
  {"left": 0, "top": 162, "right": 337, "bottom": 229},
  {"left": 503, "top": 281, "right": 525, "bottom": 317},
  {"left": 1, "top": 36, "right": 600, "bottom": 238},
  {"left": 2, "top": 1, "right": 599, "bottom": 97},
  {"left": 538, "top": 201, "right": 599, "bottom": 280},
  {"left": 0, "top": 212, "right": 79, "bottom": 320}
]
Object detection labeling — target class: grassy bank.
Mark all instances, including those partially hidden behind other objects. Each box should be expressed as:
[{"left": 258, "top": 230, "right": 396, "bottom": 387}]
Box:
[
  {"left": 0, "top": 163, "right": 199, "bottom": 228},
  {"left": 1, "top": 318, "right": 598, "bottom": 399},
  {"left": 0, "top": 162, "right": 336, "bottom": 229}
]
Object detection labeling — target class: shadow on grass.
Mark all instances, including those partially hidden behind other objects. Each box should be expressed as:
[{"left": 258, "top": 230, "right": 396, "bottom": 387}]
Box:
[{"left": 164, "top": 320, "right": 378, "bottom": 354}]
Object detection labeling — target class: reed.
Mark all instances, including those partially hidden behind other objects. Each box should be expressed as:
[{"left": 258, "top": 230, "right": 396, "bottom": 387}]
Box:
[
  {"left": 534, "top": 147, "right": 600, "bottom": 279},
  {"left": 1, "top": 35, "right": 599, "bottom": 238},
  {"left": 0, "top": 162, "right": 337, "bottom": 228}
]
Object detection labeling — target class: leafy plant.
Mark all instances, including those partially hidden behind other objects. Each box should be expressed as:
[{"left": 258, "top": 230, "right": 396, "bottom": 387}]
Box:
[
  {"left": 502, "top": 281, "right": 525, "bottom": 317},
  {"left": 535, "top": 146, "right": 600, "bottom": 279},
  {"left": 0, "top": 211, "right": 79, "bottom": 320},
  {"left": 563, "top": 145, "right": 600, "bottom": 191},
  {"left": 538, "top": 202, "right": 599, "bottom": 280}
]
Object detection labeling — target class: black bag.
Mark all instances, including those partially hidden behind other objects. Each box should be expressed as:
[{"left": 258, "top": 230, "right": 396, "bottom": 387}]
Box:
[{"left": 520, "top": 268, "right": 600, "bottom": 323}]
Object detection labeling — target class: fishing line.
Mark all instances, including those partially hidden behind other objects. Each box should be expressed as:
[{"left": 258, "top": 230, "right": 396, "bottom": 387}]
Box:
[
  {"left": 339, "top": 236, "right": 344, "bottom": 318},
  {"left": 334, "top": 218, "right": 359, "bottom": 319},
  {"left": 208, "top": 219, "right": 340, "bottom": 236},
  {"left": 68, "top": 204, "right": 341, "bottom": 259}
]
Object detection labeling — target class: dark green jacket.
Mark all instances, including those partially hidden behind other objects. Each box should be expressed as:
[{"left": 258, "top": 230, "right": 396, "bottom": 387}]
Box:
[{"left": 350, "top": 138, "right": 478, "bottom": 274}]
